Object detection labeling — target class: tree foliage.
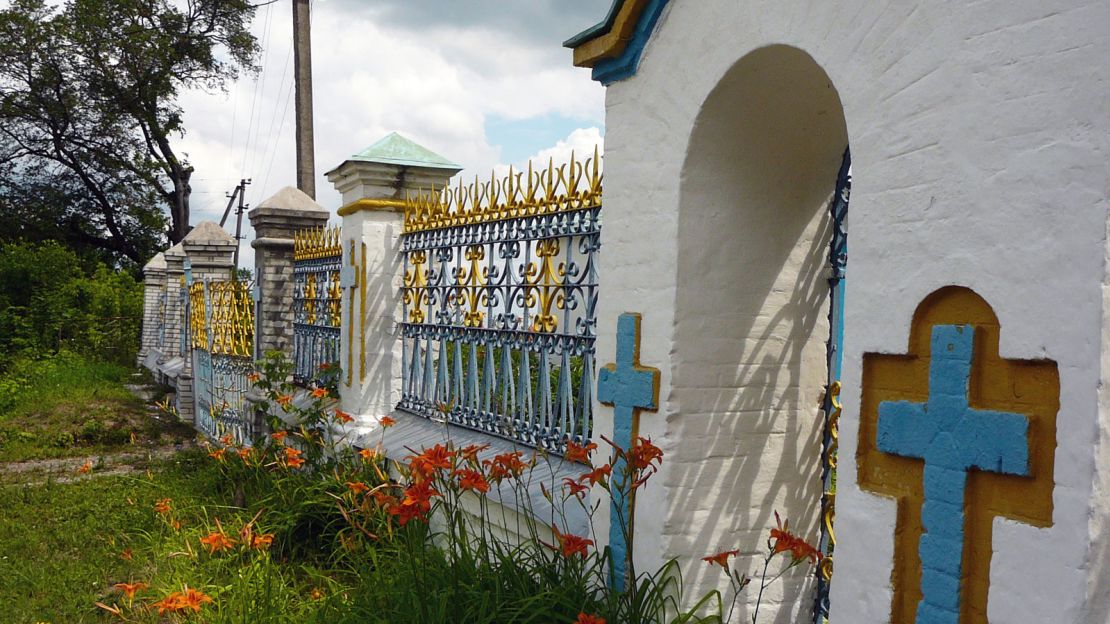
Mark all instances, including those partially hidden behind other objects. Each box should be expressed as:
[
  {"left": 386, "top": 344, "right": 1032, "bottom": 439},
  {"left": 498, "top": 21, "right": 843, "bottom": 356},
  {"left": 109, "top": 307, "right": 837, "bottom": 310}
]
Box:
[
  {"left": 0, "top": 241, "right": 143, "bottom": 367},
  {"left": 0, "top": 0, "right": 259, "bottom": 266}
]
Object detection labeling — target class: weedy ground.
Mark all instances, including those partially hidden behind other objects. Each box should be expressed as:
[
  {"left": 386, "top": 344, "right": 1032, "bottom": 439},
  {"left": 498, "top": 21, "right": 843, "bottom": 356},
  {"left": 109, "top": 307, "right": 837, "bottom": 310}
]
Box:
[{"left": 0, "top": 351, "right": 194, "bottom": 463}]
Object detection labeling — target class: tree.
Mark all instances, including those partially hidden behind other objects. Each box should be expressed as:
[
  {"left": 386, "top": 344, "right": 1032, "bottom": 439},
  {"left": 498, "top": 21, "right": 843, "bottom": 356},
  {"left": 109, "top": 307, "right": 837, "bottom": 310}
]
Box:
[{"left": 0, "top": 0, "right": 259, "bottom": 265}]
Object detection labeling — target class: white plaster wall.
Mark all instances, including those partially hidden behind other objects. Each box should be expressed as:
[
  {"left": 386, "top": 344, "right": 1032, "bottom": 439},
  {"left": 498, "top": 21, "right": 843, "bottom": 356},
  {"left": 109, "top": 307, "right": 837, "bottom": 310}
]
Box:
[
  {"left": 339, "top": 209, "right": 405, "bottom": 423},
  {"left": 597, "top": 0, "right": 1110, "bottom": 621}
]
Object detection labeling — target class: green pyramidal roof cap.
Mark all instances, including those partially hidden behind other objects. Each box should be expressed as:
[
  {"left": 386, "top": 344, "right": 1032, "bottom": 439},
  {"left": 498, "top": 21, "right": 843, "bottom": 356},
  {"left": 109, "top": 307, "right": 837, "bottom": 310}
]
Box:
[{"left": 349, "top": 132, "right": 460, "bottom": 170}]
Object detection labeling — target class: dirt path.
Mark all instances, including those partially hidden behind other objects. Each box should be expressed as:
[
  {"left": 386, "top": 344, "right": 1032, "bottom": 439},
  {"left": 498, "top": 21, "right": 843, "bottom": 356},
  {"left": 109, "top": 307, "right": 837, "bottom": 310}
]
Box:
[{"left": 0, "top": 443, "right": 196, "bottom": 485}]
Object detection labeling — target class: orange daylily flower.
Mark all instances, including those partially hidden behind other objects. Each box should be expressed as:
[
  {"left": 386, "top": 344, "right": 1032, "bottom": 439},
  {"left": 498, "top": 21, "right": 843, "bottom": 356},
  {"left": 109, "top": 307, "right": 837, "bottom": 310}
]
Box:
[
  {"left": 562, "top": 477, "right": 589, "bottom": 498},
  {"left": 388, "top": 481, "right": 440, "bottom": 525},
  {"left": 702, "top": 549, "right": 740, "bottom": 570},
  {"left": 282, "top": 447, "right": 305, "bottom": 469},
  {"left": 250, "top": 533, "right": 274, "bottom": 550},
  {"left": 220, "top": 434, "right": 233, "bottom": 446},
  {"left": 114, "top": 581, "right": 148, "bottom": 600},
  {"left": 408, "top": 444, "right": 453, "bottom": 477},
  {"left": 275, "top": 394, "right": 294, "bottom": 408},
  {"left": 564, "top": 440, "right": 598, "bottom": 464},
  {"left": 458, "top": 443, "right": 490, "bottom": 462},
  {"left": 578, "top": 464, "right": 612, "bottom": 487},
  {"left": 311, "top": 387, "right": 328, "bottom": 399},
  {"left": 575, "top": 614, "right": 606, "bottom": 624},
  {"left": 550, "top": 525, "right": 593, "bottom": 558},
  {"left": 153, "top": 587, "right": 213, "bottom": 614},
  {"left": 154, "top": 498, "right": 172, "bottom": 515},
  {"left": 237, "top": 447, "right": 253, "bottom": 460},
  {"left": 358, "top": 447, "right": 379, "bottom": 462},
  {"left": 246, "top": 372, "right": 261, "bottom": 383},
  {"left": 181, "top": 587, "right": 214, "bottom": 611},
  {"left": 77, "top": 460, "right": 92, "bottom": 474},
  {"left": 628, "top": 436, "right": 663, "bottom": 471},
  {"left": 346, "top": 481, "right": 371, "bottom": 494},
  {"left": 120, "top": 548, "right": 133, "bottom": 561},
  {"left": 379, "top": 415, "right": 396, "bottom": 428},
  {"left": 199, "top": 531, "right": 236, "bottom": 554},
  {"left": 208, "top": 448, "right": 226, "bottom": 462},
  {"left": 453, "top": 469, "right": 490, "bottom": 494},
  {"left": 334, "top": 409, "right": 354, "bottom": 423},
  {"left": 482, "top": 451, "right": 529, "bottom": 482},
  {"left": 271, "top": 430, "right": 288, "bottom": 444},
  {"left": 769, "top": 511, "right": 822, "bottom": 564}
]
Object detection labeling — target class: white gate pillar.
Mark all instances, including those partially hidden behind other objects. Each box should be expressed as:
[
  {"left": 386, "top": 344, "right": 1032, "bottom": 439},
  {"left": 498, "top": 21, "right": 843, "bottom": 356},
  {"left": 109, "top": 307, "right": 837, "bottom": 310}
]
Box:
[{"left": 324, "top": 132, "right": 460, "bottom": 425}]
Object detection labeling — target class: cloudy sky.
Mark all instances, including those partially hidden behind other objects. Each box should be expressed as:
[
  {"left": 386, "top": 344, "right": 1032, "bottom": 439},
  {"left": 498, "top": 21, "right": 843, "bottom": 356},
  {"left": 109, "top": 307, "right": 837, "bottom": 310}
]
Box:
[{"left": 180, "top": 0, "right": 610, "bottom": 270}]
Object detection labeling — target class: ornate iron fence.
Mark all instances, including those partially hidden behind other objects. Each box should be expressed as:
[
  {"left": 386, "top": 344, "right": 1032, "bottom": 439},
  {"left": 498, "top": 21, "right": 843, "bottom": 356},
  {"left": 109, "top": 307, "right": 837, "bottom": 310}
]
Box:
[
  {"left": 398, "top": 150, "right": 602, "bottom": 455},
  {"left": 189, "top": 279, "right": 257, "bottom": 445},
  {"left": 293, "top": 225, "right": 342, "bottom": 386}
]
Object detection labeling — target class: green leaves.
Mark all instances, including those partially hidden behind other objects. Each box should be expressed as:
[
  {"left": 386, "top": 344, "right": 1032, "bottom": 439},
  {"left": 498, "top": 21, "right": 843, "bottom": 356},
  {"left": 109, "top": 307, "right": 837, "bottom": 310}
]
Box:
[{"left": 0, "top": 0, "right": 260, "bottom": 261}]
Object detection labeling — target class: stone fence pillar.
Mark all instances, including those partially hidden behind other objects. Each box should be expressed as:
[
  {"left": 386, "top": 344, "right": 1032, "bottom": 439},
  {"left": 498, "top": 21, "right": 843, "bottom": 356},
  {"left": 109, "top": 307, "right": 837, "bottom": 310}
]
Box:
[
  {"left": 248, "top": 187, "right": 329, "bottom": 359},
  {"left": 324, "top": 132, "right": 460, "bottom": 424},
  {"left": 138, "top": 252, "right": 167, "bottom": 367},
  {"left": 161, "top": 242, "right": 186, "bottom": 364}
]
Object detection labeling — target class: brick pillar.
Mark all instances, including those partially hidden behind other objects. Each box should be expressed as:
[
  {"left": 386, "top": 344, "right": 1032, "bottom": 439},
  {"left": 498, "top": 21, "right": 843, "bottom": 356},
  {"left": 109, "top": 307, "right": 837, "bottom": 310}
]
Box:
[
  {"left": 138, "top": 252, "right": 167, "bottom": 367},
  {"left": 324, "top": 132, "right": 460, "bottom": 423},
  {"left": 181, "top": 221, "right": 237, "bottom": 282},
  {"left": 249, "top": 187, "right": 329, "bottom": 358}
]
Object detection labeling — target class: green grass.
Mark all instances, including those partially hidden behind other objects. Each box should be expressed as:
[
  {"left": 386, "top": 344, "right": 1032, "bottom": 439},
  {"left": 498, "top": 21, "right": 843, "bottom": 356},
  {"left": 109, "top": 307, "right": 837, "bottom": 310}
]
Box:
[
  {"left": 0, "top": 351, "right": 193, "bottom": 462},
  {"left": 0, "top": 450, "right": 357, "bottom": 623},
  {"left": 0, "top": 452, "right": 220, "bottom": 622}
]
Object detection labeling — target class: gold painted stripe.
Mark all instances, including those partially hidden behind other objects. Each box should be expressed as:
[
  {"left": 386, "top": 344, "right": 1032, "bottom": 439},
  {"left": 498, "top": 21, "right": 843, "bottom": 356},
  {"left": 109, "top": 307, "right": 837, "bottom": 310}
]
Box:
[
  {"left": 336, "top": 198, "right": 408, "bottom": 217},
  {"left": 359, "top": 241, "right": 367, "bottom": 382},
  {"left": 346, "top": 240, "right": 355, "bottom": 387}
]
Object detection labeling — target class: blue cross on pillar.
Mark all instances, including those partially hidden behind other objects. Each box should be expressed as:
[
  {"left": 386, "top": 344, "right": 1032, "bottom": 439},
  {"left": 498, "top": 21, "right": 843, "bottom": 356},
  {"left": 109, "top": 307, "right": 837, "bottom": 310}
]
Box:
[
  {"left": 878, "top": 324, "right": 1031, "bottom": 624},
  {"left": 597, "top": 312, "right": 660, "bottom": 593}
]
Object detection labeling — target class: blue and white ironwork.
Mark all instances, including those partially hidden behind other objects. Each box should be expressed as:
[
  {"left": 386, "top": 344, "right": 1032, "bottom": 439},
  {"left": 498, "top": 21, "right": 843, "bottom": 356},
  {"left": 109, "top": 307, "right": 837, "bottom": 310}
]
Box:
[
  {"left": 398, "top": 152, "right": 602, "bottom": 455},
  {"left": 292, "top": 226, "right": 342, "bottom": 386}
]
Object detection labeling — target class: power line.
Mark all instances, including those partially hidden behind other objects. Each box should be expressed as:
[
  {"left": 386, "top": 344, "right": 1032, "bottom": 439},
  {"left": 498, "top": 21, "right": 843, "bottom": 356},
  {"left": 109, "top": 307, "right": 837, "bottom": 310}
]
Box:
[
  {"left": 258, "top": 73, "right": 296, "bottom": 203},
  {"left": 251, "top": 35, "right": 294, "bottom": 206},
  {"left": 240, "top": 1, "right": 275, "bottom": 180}
]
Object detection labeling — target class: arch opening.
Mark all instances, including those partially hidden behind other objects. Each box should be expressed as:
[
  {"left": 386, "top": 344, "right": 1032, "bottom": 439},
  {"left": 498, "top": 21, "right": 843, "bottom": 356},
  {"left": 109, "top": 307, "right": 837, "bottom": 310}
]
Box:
[{"left": 669, "top": 44, "right": 849, "bottom": 620}]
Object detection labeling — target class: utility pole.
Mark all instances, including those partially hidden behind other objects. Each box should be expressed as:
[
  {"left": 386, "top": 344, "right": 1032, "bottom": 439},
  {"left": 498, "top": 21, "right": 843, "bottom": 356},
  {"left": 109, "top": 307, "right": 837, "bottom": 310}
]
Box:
[
  {"left": 292, "top": 0, "right": 316, "bottom": 199},
  {"left": 232, "top": 178, "right": 251, "bottom": 276},
  {"left": 221, "top": 179, "right": 251, "bottom": 278}
]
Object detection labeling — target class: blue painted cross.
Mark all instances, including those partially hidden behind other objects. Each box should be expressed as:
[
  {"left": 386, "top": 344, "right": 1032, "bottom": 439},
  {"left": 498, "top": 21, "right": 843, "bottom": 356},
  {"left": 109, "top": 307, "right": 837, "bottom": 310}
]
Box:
[
  {"left": 877, "top": 324, "right": 1031, "bottom": 624},
  {"left": 597, "top": 312, "right": 660, "bottom": 593}
]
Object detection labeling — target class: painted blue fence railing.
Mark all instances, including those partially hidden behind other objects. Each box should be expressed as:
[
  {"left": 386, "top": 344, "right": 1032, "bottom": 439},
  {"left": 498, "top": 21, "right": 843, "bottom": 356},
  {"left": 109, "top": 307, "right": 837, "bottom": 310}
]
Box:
[
  {"left": 292, "top": 226, "right": 342, "bottom": 386},
  {"left": 397, "top": 151, "right": 602, "bottom": 455}
]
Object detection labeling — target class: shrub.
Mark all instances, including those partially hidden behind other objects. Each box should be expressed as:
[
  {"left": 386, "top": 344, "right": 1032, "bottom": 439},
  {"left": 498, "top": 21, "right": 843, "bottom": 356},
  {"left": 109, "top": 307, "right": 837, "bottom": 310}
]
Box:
[{"left": 0, "top": 241, "right": 142, "bottom": 367}]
